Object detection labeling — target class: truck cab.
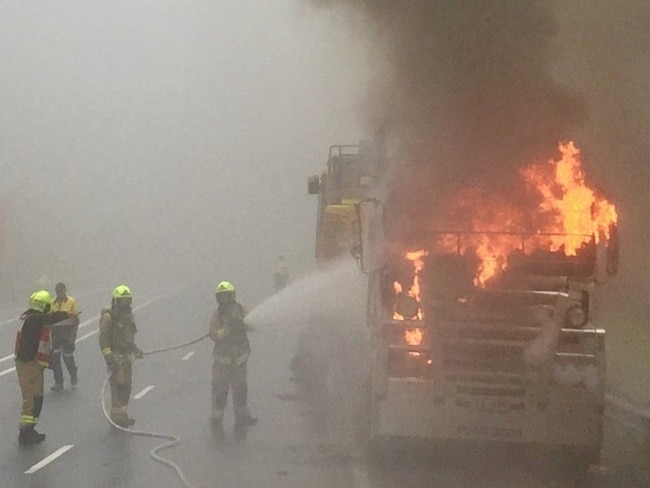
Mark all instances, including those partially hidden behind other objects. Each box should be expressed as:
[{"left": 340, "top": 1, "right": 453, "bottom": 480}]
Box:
[
  {"left": 366, "top": 228, "right": 618, "bottom": 468},
  {"left": 308, "top": 144, "right": 375, "bottom": 262}
]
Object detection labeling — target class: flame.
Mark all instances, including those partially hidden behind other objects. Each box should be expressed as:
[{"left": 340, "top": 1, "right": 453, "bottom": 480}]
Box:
[
  {"left": 404, "top": 328, "right": 423, "bottom": 346},
  {"left": 520, "top": 141, "right": 618, "bottom": 254},
  {"left": 389, "top": 141, "right": 617, "bottom": 291},
  {"left": 431, "top": 141, "right": 618, "bottom": 286},
  {"left": 392, "top": 250, "right": 427, "bottom": 320}
]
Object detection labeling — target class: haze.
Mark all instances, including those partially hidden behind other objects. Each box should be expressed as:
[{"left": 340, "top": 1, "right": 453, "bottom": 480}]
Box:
[
  {"left": 0, "top": 0, "right": 368, "bottom": 304},
  {"left": 309, "top": 0, "right": 650, "bottom": 403},
  {"left": 2, "top": 0, "right": 650, "bottom": 405}
]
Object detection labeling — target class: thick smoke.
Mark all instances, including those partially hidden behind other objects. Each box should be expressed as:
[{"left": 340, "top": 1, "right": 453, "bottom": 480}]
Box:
[
  {"left": 313, "top": 1, "right": 587, "bottom": 220},
  {"left": 313, "top": 0, "right": 650, "bottom": 403}
]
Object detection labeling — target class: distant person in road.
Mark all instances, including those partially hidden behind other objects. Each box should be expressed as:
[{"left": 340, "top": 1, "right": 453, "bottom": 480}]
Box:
[
  {"left": 99, "top": 285, "right": 143, "bottom": 428},
  {"left": 273, "top": 255, "right": 290, "bottom": 292},
  {"left": 50, "top": 282, "right": 80, "bottom": 392},
  {"left": 15, "top": 290, "right": 65, "bottom": 444},
  {"left": 209, "top": 281, "right": 257, "bottom": 440}
]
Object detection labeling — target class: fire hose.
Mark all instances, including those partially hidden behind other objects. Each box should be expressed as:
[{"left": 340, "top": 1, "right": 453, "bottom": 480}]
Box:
[{"left": 100, "top": 333, "right": 209, "bottom": 488}]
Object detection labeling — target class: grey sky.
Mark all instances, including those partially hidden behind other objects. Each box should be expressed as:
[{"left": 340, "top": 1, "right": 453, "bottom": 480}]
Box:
[{"left": 0, "top": 0, "right": 369, "bottom": 302}]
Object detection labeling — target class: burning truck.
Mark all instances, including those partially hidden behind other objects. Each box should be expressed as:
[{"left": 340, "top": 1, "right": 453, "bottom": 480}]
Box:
[{"left": 308, "top": 141, "right": 619, "bottom": 468}]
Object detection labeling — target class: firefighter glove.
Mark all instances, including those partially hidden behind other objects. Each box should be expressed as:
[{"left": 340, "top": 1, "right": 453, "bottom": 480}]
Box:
[{"left": 216, "top": 328, "right": 230, "bottom": 340}]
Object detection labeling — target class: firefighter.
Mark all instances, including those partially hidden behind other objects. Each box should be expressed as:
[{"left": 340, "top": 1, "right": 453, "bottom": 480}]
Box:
[
  {"left": 50, "top": 282, "right": 80, "bottom": 392},
  {"left": 209, "top": 281, "right": 257, "bottom": 440},
  {"left": 99, "top": 285, "right": 143, "bottom": 428},
  {"left": 15, "top": 290, "right": 64, "bottom": 444},
  {"left": 273, "top": 255, "right": 290, "bottom": 292}
]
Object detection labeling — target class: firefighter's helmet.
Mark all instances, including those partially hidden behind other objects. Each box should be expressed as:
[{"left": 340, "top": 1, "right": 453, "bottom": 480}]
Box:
[
  {"left": 29, "top": 290, "right": 53, "bottom": 312},
  {"left": 112, "top": 285, "right": 133, "bottom": 299},
  {"left": 215, "top": 281, "right": 235, "bottom": 294}
]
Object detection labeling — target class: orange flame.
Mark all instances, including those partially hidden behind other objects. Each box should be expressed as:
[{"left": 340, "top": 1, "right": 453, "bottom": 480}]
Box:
[
  {"left": 520, "top": 141, "right": 617, "bottom": 254},
  {"left": 404, "top": 328, "right": 423, "bottom": 346},
  {"left": 392, "top": 250, "right": 427, "bottom": 320},
  {"left": 431, "top": 141, "right": 618, "bottom": 286}
]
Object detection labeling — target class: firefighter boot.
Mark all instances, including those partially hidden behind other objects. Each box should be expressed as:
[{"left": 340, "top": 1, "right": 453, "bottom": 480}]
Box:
[
  {"left": 19, "top": 426, "right": 46, "bottom": 445},
  {"left": 112, "top": 414, "right": 135, "bottom": 428}
]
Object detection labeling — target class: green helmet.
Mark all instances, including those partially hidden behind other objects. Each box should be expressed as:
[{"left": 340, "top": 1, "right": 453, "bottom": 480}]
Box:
[
  {"left": 112, "top": 284, "right": 133, "bottom": 299},
  {"left": 29, "top": 290, "right": 53, "bottom": 312},
  {"left": 215, "top": 281, "right": 235, "bottom": 294}
]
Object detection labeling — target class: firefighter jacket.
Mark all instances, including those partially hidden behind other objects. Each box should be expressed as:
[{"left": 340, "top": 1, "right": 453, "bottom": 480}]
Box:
[
  {"left": 99, "top": 308, "right": 140, "bottom": 360},
  {"left": 15, "top": 311, "right": 64, "bottom": 362},
  {"left": 209, "top": 302, "right": 250, "bottom": 364}
]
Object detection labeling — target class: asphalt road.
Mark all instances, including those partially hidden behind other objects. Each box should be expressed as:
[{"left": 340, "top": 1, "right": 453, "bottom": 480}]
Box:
[{"left": 0, "top": 282, "right": 646, "bottom": 488}]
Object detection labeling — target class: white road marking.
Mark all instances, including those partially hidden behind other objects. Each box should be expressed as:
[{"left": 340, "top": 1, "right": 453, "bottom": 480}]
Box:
[
  {"left": 134, "top": 385, "right": 155, "bottom": 400},
  {"left": 182, "top": 351, "right": 195, "bottom": 361},
  {"left": 25, "top": 445, "right": 74, "bottom": 474},
  {"left": 0, "top": 353, "right": 14, "bottom": 364},
  {"left": 76, "top": 329, "right": 98, "bottom": 341},
  {"left": 0, "top": 366, "right": 15, "bottom": 378}
]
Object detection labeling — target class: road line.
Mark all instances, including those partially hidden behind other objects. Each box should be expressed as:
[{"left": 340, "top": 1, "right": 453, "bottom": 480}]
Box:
[
  {"left": 134, "top": 385, "right": 155, "bottom": 400},
  {"left": 0, "top": 366, "right": 15, "bottom": 378},
  {"left": 25, "top": 445, "right": 74, "bottom": 474},
  {"left": 76, "top": 329, "right": 98, "bottom": 342},
  {"left": 0, "top": 353, "right": 14, "bottom": 364},
  {"left": 182, "top": 351, "right": 195, "bottom": 361}
]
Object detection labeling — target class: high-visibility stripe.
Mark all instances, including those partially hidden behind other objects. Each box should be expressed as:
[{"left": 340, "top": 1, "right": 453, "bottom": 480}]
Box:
[
  {"left": 20, "top": 415, "right": 36, "bottom": 425},
  {"left": 102, "top": 347, "right": 112, "bottom": 356}
]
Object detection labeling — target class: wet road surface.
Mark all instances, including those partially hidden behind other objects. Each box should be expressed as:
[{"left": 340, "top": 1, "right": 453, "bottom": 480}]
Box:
[{"left": 0, "top": 282, "right": 647, "bottom": 488}]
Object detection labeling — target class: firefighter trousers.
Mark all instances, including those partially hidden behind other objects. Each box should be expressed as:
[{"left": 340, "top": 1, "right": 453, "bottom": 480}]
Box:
[
  {"left": 15, "top": 359, "right": 44, "bottom": 428},
  {"left": 109, "top": 357, "right": 132, "bottom": 420},
  {"left": 211, "top": 359, "right": 251, "bottom": 423}
]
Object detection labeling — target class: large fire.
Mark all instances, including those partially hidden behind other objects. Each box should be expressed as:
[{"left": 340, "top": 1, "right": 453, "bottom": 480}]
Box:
[
  {"left": 391, "top": 141, "right": 618, "bottom": 297},
  {"left": 441, "top": 141, "right": 616, "bottom": 286},
  {"left": 520, "top": 141, "right": 617, "bottom": 252}
]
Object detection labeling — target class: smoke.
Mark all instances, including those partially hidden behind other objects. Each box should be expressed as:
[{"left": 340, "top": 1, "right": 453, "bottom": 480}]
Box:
[
  {"left": 312, "top": 1, "right": 588, "bottom": 215},
  {"left": 309, "top": 0, "right": 650, "bottom": 403}
]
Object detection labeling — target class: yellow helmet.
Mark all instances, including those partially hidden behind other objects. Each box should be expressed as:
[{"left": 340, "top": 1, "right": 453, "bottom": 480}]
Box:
[
  {"left": 29, "top": 290, "right": 53, "bottom": 312},
  {"left": 215, "top": 281, "right": 235, "bottom": 294},
  {"left": 112, "top": 284, "right": 133, "bottom": 299}
]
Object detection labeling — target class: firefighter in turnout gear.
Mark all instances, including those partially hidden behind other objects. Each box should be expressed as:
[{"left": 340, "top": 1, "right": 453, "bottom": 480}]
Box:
[
  {"left": 99, "top": 285, "right": 143, "bottom": 428},
  {"left": 50, "top": 282, "right": 80, "bottom": 392},
  {"left": 273, "top": 255, "right": 290, "bottom": 292},
  {"left": 209, "top": 281, "right": 257, "bottom": 440},
  {"left": 15, "top": 290, "right": 65, "bottom": 444}
]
